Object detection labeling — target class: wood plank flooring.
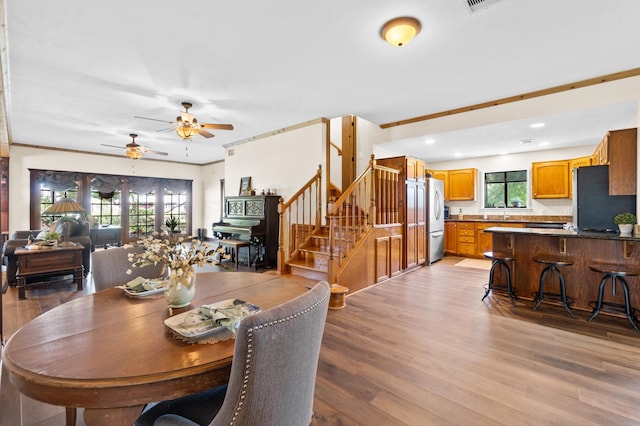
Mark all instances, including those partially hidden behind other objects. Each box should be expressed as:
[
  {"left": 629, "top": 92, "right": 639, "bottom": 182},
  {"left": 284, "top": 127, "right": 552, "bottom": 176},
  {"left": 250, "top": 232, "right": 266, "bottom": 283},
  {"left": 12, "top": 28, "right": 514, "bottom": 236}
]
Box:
[{"left": 3, "top": 256, "right": 640, "bottom": 425}]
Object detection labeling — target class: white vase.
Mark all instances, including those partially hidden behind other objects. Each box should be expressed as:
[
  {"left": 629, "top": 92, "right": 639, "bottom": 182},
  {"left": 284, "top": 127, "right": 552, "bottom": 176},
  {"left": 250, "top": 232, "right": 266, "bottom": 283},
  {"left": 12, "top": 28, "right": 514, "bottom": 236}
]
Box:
[
  {"left": 165, "top": 267, "right": 197, "bottom": 309},
  {"left": 618, "top": 224, "right": 634, "bottom": 235}
]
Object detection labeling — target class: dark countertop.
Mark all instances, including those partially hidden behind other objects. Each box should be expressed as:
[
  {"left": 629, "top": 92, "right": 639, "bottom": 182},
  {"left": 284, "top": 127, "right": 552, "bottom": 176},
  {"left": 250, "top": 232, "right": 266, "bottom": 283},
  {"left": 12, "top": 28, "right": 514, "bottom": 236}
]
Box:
[
  {"left": 445, "top": 218, "right": 567, "bottom": 228},
  {"left": 484, "top": 226, "right": 640, "bottom": 241}
]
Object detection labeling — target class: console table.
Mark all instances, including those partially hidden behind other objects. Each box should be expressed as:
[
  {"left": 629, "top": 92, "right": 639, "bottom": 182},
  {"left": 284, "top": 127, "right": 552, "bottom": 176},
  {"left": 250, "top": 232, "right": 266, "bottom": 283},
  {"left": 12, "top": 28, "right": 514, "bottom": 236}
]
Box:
[{"left": 15, "top": 245, "right": 84, "bottom": 299}]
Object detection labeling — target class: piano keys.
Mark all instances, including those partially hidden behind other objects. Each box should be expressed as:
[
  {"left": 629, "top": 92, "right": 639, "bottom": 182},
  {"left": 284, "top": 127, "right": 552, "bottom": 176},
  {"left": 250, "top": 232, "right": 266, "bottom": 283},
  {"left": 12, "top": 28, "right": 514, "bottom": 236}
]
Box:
[{"left": 212, "top": 195, "right": 280, "bottom": 269}]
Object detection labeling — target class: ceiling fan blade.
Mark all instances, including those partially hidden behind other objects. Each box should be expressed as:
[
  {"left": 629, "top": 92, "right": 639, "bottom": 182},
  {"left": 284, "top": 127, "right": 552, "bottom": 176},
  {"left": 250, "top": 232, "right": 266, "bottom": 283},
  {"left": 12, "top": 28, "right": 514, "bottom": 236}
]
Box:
[
  {"left": 143, "top": 148, "right": 169, "bottom": 156},
  {"left": 135, "top": 116, "right": 177, "bottom": 125},
  {"left": 101, "top": 143, "right": 125, "bottom": 149},
  {"left": 198, "top": 129, "right": 215, "bottom": 138},
  {"left": 156, "top": 127, "right": 177, "bottom": 133},
  {"left": 200, "top": 123, "right": 234, "bottom": 131}
]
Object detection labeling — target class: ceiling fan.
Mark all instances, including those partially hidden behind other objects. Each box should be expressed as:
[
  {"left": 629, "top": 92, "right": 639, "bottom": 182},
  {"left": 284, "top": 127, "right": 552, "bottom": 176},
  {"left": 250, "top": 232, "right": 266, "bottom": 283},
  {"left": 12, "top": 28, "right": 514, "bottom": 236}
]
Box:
[
  {"left": 101, "top": 134, "right": 168, "bottom": 160},
  {"left": 135, "top": 101, "right": 234, "bottom": 140}
]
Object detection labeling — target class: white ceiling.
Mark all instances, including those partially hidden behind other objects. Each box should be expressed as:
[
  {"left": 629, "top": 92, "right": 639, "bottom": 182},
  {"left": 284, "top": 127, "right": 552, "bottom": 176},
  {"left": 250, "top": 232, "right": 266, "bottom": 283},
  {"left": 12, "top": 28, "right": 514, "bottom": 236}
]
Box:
[{"left": 2, "top": 0, "right": 640, "bottom": 165}]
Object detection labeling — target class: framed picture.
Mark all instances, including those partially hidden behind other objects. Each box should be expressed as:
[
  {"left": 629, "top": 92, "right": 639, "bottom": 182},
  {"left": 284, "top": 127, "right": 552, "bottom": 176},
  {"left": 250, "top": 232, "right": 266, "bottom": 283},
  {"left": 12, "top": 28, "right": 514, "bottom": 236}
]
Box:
[{"left": 239, "top": 176, "right": 252, "bottom": 195}]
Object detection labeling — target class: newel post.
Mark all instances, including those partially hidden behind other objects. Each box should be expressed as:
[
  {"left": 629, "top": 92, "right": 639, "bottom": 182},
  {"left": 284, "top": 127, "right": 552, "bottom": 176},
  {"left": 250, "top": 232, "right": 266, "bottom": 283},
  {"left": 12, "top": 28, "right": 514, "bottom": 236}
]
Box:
[{"left": 277, "top": 197, "right": 285, "bottom": 275}]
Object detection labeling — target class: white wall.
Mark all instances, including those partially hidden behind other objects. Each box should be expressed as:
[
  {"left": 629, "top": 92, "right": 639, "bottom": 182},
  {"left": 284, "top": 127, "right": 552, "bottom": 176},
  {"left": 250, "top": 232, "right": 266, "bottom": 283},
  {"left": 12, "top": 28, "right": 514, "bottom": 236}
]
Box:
[
  {"left": 8, "top": 146, "right": 206, "bottom": 234},
  {"left": 201, "top": 161, "right": 225, "bottom": 234},
  {"left": 223, "top": 122, "right": 326, "bottom": 200},
  {"left": 426, "top": 145, "right": 596, "bottom": 218}
]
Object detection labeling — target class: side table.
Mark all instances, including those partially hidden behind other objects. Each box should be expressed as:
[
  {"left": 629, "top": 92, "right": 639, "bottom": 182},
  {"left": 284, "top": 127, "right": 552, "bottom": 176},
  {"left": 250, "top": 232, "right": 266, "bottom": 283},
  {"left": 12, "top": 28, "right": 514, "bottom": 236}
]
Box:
[{"left": 15, "top": 245, "right": 84, "bottom": 299}]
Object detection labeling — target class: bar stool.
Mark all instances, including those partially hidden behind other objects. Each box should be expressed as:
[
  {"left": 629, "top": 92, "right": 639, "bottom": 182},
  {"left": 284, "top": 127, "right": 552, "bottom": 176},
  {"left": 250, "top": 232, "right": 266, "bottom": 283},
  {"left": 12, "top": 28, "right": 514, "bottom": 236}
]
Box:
[
  {"left": 482, "top": 251, "right": 517, "bottom": 304},
  {"left": 588, "top": 263, "right": 640, "bottom": 334},
  {"left": 532, "top": 255, "right": 574, "bottom": 318}
]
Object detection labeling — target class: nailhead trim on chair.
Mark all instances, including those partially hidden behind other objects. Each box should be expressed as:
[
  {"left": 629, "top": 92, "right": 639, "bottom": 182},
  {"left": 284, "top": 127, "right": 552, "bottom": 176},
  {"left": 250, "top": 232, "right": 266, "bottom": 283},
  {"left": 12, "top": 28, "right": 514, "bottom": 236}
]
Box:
[{"left": 229, "top": 292, "right": 329, "bottom": 425}]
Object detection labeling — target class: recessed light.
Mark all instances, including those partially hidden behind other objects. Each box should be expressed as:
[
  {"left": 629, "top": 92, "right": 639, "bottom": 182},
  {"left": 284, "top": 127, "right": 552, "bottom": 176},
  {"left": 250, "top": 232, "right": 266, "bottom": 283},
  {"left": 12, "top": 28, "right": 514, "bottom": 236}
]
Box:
[
  {"left": 538, "top": 141, "right": 550, "bottom": 146},
  {"left": 424, "top": 139, "right": 435, "bottom": 145},
  {"left": 530, "top": 123, "right": 545, "bottom": 128},
  {"left": 454, "top": 152, "right": 462, "bottom": 157}
]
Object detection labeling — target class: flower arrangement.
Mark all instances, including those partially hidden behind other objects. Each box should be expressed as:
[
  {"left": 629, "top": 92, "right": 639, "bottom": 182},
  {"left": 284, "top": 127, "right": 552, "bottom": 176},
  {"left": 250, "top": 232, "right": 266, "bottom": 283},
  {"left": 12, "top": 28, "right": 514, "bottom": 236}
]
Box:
[{"left": 125, "top": 233, "right": 229, "bottom": 288}]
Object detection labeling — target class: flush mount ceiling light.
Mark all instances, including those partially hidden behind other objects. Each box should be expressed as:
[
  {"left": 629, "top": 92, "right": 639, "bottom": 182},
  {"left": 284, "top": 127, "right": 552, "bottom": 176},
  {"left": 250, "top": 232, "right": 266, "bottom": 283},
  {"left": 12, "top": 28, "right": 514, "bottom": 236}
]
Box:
[{"left": 381, "top": 17, "right": 421, "bottom": 47}]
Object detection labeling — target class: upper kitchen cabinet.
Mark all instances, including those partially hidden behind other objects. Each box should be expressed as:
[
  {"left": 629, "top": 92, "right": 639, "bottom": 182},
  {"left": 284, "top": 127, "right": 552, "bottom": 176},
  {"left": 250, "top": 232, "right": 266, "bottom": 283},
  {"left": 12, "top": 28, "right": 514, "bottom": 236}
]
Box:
[
  {"left": 532, "top": 160, "right": 570, "bottom": 198},
  {"left": 426, "top": 168, "right": 476, "bottom": 201},
  {"left": 601, "top": 128, "right": 637, "bottom": 195},
  {"left": 568, "top": 156, "right": 592, "bottom": 198},
  {"left": 448, "top": 168, "right": 477, "bottom": 201},
  {"left": 406, "top": 157, "right": 426, "bottom": 181}
]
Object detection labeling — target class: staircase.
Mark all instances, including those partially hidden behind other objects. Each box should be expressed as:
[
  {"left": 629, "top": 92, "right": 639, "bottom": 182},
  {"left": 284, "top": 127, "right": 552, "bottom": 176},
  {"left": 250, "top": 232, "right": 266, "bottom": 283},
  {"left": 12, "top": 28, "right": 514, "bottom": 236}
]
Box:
[
  {"left": 286, "top": 206, "right": 368, "bottom": 281},
  {"left": 278, "top": 156, "right": 401, "bottom": 290}
]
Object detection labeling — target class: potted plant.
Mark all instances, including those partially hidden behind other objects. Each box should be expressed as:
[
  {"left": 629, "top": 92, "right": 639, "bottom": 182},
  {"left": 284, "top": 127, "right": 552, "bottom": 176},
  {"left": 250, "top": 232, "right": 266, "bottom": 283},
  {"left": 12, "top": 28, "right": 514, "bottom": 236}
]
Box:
[
  {"left": 165, "top": 215, "right": 179, "bottom": 234},
  {"left": 613, "top": 212, "right": 636, "bottom": 235}
]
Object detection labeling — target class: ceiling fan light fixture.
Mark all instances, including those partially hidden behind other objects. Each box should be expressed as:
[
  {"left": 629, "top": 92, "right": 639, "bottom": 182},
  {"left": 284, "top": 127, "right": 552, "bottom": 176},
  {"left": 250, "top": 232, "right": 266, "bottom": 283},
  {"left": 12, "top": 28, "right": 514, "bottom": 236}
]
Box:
[
  {"left": 381, "top": 17, "right": 421, "bottom": 47},
  {"left": 125, "top": 145, "right": 143, "bottom": 160},
  {"left": 176, "top": 125, "right": 198, "bottom": 140}
]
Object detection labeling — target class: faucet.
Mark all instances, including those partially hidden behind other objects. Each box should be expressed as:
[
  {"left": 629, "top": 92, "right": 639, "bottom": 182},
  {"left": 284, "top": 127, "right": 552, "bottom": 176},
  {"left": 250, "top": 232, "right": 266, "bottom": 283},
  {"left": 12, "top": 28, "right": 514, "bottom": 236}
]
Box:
[{"left": 496, "top": 201, "right": 508, "bottom": 220}]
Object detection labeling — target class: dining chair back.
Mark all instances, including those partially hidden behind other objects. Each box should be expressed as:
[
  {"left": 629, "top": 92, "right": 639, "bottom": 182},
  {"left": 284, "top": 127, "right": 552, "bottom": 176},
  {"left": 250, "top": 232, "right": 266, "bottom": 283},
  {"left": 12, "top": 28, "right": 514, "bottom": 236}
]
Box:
[
  {"left": 136, "top": 280, "right": 331, "bottom": 426},
  {"left": 91, "top": 246, "right": 165, "bottom": 291}
]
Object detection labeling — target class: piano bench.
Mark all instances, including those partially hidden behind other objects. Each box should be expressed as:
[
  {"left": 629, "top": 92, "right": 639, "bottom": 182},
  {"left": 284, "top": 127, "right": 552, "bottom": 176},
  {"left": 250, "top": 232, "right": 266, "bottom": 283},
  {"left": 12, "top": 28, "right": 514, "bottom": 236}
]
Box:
[{"left": 218, "top": 239, "right": 251, "bottom": 269}]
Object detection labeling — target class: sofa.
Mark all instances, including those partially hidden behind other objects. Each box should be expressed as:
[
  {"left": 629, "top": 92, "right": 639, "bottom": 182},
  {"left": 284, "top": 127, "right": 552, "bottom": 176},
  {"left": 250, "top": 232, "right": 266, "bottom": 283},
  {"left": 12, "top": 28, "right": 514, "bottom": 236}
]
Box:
[{"left": 2, "top": 220, "right": 91, "bottom": 286}]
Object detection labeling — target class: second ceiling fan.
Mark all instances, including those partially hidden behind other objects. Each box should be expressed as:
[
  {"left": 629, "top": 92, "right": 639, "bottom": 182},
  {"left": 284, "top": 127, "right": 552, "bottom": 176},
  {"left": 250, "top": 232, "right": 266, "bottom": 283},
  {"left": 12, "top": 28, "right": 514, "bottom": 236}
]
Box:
[{"left": 135, "top": 102, "right": 234, "bottom": 140}]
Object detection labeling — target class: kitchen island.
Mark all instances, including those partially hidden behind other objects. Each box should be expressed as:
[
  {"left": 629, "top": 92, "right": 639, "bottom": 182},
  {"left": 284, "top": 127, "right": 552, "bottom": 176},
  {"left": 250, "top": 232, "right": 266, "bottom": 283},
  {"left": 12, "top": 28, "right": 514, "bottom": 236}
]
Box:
[{"left": 485, "top": 227, "right": 640, "bottom": 313}]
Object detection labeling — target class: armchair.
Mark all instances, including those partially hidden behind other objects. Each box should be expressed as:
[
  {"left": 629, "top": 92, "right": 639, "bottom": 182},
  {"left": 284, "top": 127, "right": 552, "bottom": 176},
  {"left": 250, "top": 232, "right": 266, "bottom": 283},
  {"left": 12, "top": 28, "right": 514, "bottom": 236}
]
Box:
[
  {"left": 134, "top": 280, "right": 330, "bottom": 426},
  {"left": 92, "top": 246, "right": 165, "bottom": 291}
]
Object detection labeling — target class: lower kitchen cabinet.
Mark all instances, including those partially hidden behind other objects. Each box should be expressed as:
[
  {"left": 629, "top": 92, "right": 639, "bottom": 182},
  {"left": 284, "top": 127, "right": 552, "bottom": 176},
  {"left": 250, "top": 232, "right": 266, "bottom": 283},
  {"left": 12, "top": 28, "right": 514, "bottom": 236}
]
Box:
[{"left": 445, "top": 221, "right": 525, "bottom": 257}]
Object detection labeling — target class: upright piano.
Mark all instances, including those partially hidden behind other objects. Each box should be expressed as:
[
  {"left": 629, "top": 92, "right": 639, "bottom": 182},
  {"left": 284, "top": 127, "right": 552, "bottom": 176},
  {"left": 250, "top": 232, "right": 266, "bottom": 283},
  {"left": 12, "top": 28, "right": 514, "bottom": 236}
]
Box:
[{"left": 212, "top": 195, "right": 280, "bottom": 269}]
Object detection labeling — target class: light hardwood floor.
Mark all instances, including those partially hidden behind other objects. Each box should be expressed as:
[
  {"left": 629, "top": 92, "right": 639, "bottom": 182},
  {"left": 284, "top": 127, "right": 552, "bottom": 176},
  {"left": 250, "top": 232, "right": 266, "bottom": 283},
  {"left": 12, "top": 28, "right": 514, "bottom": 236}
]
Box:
[{"left": 3, "top": 256, "right": 640, "bottom": 425}]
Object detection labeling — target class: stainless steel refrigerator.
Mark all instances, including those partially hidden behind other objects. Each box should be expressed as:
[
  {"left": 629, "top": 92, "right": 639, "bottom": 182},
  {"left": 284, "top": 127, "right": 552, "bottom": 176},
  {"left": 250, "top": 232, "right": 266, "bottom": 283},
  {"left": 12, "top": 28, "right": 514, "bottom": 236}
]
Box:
[{"left": 426, "top": 178, "right": 445, "bottom": 264}]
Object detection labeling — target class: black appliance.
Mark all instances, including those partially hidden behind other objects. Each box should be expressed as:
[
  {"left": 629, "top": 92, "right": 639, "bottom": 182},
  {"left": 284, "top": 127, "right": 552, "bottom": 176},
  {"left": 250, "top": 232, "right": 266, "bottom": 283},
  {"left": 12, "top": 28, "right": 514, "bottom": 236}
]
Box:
[
  {"left": 572, "top": 165, "right": 636, "bottom": 232},
  {"left": 444, "top": 205, "right": 450, "bottom": 219}
]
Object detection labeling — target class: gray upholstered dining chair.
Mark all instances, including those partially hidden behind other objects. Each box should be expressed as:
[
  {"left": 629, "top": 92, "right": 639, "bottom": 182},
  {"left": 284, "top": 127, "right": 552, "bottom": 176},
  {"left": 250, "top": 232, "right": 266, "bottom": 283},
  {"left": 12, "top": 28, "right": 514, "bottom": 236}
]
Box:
[
  {"left": 91, "top": 246, "right": 165, "bottom": 291},
  {"left": 134, "top": 280, "right": 330, "bottom": 426}
]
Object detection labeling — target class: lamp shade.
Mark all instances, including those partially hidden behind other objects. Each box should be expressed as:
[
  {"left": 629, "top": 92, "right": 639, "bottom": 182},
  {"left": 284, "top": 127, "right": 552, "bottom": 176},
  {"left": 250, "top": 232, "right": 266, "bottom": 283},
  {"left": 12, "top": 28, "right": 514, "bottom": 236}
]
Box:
[
  {"left": 176, "top": 125, "right": 198, "bottom": 140},
  {"left": 43, "top": 195, "right": 86, "bottom": 215},
  {"left": 381, "top": 17, "right": 421, "bottom": 47}
]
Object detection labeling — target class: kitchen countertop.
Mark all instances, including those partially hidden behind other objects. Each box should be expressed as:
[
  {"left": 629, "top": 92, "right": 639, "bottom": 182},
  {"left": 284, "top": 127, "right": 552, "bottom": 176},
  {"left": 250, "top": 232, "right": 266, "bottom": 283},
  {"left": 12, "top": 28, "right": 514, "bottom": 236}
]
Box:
[
  {"left": 445, "top": 218, "right": 568, "bottom": 228},
  {"left": 484, "top": 226, "right": 640, "bottom": 241}
]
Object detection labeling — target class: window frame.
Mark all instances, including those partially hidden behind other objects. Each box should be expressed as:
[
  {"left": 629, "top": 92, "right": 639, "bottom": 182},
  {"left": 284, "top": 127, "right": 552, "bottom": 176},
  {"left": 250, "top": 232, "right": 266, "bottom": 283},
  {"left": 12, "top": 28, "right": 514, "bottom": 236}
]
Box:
[{"left": 483, "top": 169, "right": 529, "bottom": 209}]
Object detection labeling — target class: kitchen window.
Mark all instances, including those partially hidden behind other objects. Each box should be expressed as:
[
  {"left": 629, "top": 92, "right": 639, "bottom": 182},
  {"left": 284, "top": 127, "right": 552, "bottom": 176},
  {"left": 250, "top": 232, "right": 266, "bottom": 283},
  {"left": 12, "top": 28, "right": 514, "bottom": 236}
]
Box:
[{"left": 484, "top": 170, "right": 527, "bottom": 208}]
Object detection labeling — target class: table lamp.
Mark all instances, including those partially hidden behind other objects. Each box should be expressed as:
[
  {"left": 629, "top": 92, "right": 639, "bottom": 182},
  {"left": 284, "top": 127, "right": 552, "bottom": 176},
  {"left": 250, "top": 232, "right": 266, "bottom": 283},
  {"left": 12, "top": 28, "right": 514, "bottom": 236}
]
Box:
[{"left": 42, "top": 193, "right": 86, "bottom": 247}]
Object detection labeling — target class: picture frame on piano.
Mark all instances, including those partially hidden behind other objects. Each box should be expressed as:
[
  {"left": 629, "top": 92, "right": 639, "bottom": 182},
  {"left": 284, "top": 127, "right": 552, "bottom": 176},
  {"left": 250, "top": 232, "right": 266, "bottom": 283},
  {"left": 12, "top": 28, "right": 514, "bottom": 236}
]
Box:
[{"left": 239, "top": 176, "right": 252, "bottom": 195}]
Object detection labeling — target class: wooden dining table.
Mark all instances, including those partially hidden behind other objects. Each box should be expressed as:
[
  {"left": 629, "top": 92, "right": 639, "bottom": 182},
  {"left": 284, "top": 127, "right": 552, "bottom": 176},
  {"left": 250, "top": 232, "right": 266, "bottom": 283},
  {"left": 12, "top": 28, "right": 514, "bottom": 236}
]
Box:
[{"left": 1, "top": 272, "right": 310, "bottom": 426}]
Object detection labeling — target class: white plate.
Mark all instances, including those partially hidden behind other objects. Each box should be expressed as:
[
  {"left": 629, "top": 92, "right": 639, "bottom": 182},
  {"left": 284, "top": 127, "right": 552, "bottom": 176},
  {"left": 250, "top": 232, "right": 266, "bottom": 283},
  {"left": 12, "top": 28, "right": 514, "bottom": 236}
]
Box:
[
  {"left": 122, "top": 286, "right": 166, "bottom": 298},
  {"left": 164, "top": 299, "right": 260, "bottom": 339},
  {"left": 119, "top": 280, "right": 167, "bottom": 298}
]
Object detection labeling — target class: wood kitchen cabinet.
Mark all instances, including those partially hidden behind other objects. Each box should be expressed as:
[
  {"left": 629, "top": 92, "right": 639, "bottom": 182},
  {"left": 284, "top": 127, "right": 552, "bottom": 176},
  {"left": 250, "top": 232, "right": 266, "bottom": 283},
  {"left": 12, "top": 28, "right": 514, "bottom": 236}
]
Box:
[
  {"left": 604, "top": 128, "right": 637, "bottom": 195},
  {"left": 568, "top": 156, "right": 592, "bottom": 198},
  {"left": 457, "top": 222, "right": 475, "bottom": 256},
  {"left": 427, "top": 169, "right": 476, "bottom": 201},
  {"left": 377, "top": 155, "right": 426, "bottom": 270},
  {"left": 531, "top": 160, "right": 570, "bottom": 198},
  {"left": 444, "top": 221, "right": 457, "bottom": 255},
  {"left": 428, "top": 170, "right": 449, "bottom": 199},
  {"left": 449, "top": 168, "right": 476, "bottom": 201},
  {"left": 445, "top": 220, "right": 525, "bottom": 257}
]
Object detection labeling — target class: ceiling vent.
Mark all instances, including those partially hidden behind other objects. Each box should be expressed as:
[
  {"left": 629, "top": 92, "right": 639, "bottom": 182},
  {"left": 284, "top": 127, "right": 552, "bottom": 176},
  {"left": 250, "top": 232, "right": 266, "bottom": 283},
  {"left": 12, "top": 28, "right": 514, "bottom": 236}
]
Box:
[{"left": 464, "top": 0, "right": 501, "bottom": 14}]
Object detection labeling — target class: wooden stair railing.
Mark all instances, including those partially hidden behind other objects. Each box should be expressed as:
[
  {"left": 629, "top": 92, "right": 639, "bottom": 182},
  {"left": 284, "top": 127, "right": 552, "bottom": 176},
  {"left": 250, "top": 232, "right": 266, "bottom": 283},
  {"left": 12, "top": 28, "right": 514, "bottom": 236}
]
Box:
[
  {"left": 327, "top": 155, "right": 399, "bottom": 283},
  {"left": 277, "top": 165, "right": 323, "bottom": 274}
]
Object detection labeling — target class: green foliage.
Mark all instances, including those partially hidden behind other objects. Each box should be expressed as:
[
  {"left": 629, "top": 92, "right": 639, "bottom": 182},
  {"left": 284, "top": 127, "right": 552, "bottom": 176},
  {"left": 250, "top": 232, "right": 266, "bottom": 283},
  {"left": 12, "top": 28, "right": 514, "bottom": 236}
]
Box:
[
  {"left": 614, "top": 212, "right": 637, "bottom": 225},
  {"left": 44, "top": 231, "right": 61, "bottom": 241}
]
